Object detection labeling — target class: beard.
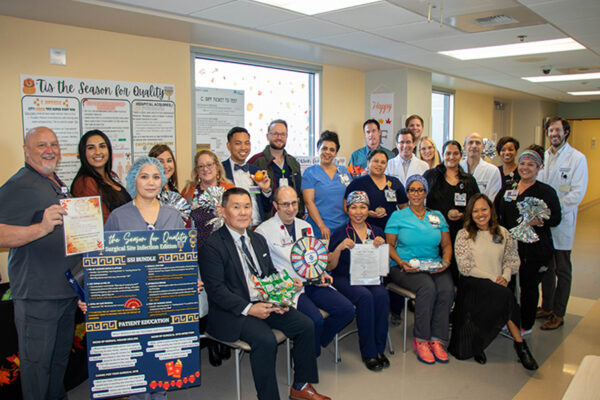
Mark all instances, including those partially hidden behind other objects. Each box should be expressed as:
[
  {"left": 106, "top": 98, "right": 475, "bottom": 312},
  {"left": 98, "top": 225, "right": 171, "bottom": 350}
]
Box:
[{"left": 269, "top": 142, "right": 285, "bottom": 151}]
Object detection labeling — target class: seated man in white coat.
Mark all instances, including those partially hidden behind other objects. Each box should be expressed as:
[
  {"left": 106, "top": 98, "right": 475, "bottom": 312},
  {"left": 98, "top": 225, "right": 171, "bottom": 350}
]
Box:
[
  {"left": 385, "top": 129, "right": 429, "bottom": 186},
  {"left": 460, "top": 132, "right": 502, "bottom": 200},
  {"left": 256, "top": 186, "right": 354, "bottom": 357}
]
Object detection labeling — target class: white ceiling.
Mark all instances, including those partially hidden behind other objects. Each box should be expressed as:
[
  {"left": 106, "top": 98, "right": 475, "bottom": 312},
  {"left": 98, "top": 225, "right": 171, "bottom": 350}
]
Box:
[{"left": 2, "top": 0, "right": 599, "bottom": 102}]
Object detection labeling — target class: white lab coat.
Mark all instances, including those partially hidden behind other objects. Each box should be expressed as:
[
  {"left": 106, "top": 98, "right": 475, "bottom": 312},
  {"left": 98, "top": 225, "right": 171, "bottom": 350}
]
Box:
[
  {"left": 538, "top": 143, "right": 588, "bottom": 250},
  {"left": 385, "top": 155, "right": 430, "bottom": 186},
  {"left": 460, "top": 158, "right": 502, "bottom": 201},
  {"left": 255, "top": 214, "right": 314, "bottom": 304}
]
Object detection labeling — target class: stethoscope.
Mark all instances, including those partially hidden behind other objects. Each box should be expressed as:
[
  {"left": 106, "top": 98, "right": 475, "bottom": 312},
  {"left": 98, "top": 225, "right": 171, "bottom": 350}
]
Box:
[{"left": 345, "top": 221, "right": 374, "bottom": 243}]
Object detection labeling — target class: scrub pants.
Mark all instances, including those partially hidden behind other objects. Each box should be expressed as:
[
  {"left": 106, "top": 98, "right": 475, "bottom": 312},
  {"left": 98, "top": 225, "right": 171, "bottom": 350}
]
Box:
[{"left": 14, "top": 297, "right": 77, "bottom": 400}]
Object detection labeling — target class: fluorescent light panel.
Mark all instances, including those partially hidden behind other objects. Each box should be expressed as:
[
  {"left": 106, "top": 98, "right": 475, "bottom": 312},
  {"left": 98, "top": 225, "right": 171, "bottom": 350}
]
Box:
[
  {"left": 568, "top": 90, "right": 600, "bottom": 96},
  {"left": 252, "top": 0, "right": 380, "bottom": 15},
  {"left": 523, "top": 72, "right": 600, "bottom": 83},
  {"left": 439, "top": 38, "right": 584, "bottom": 60}
]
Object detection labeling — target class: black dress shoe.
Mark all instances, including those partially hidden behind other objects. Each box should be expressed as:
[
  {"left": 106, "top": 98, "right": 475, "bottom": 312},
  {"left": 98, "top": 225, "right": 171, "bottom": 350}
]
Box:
[
  {"left": 219, "top": 343, "right": 231, "bottom": 360},
  {"left": 474, "top": 352, "right": 487, "bottom": 365},
  {"left": 362, "top": 356, "right": 383, "bottom": 371},
  {"left": 514, "top": 340, "right": 538, "bottom": 371},
  {"left": 377, "top": 353, "right": 390, "bottom": 368},
  {"left": 208, "top": 342, "right": 222, "bottom": 367}
]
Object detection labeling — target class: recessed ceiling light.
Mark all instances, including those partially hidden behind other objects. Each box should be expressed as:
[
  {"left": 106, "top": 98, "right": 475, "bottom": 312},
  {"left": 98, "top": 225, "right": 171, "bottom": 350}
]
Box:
[
  {"left": 523, "top": 72, "right": 600, "bottom": 82},
  {"left": 568, "top": 90, "right": 600, "bottom": 96},
  {"left": 252, "top": 0, "right": 380, "bottom": 15},
  {"left": 439, "top": 38, "right": 584, "bottom": 60}
]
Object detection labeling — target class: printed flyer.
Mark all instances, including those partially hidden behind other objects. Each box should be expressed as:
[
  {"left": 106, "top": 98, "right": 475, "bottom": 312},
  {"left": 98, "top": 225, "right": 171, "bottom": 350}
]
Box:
[{"left": 83, "top": 229, "right": 200, "bottom": 398}]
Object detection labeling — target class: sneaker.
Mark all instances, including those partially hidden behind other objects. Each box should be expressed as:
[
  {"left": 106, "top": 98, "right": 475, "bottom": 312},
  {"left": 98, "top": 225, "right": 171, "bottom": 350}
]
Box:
[
  {"left": 521, "top": 328, "right": 532, "bottom": 337},
  {"left": 499, "top": 325, "right": 512, "bottom": 339},
  {"left": 412, "top": 338, "right": 435, "bottom": 364},
  {"left": 429, "top": 340, "right": 449, "bottom": 363}
]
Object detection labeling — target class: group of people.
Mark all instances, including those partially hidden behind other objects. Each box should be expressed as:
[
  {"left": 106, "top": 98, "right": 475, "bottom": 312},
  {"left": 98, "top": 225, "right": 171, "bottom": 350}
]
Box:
[{"left": 0, "top": 113, "right": 587, "bottom": 400}]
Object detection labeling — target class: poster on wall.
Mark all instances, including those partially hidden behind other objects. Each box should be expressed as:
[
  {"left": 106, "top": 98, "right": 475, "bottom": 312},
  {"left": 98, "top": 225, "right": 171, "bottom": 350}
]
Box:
[
  {"left": 369, "top": 93, "right": 394, "bottom": 150},
  {"left": 296, "top": 156, "right": 346, "bottom": 173},
  {"left": 195, "top": 87, "right": 244, "bottom": 161},
  {"left": 20, "top": 75, "right": 176, "bottom": 185},
  {"left": 83, "top": 229, "right": 200, "bottom": 399}
]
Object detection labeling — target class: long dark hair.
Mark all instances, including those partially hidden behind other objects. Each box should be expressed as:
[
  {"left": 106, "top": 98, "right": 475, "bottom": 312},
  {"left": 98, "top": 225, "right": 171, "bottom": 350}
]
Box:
[
  {"left": 463, "top": 193, "right": 503, "bottom": 242},
  {"left": 149, "top": 144, "right": 178, "bottom": 190},
  {"left": 71, "top": 130, "right": 129, "bottom": 210}
]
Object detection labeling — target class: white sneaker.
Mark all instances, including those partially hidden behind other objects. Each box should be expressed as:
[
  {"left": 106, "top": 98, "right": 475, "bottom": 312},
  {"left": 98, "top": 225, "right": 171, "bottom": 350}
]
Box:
[{"left": 499, "top": 325, "right": 512, "bottom": 339}]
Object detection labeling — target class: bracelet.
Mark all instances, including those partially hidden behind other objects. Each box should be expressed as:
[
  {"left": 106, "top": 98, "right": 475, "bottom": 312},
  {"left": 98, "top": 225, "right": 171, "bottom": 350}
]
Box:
[{"left": 441, "top": 260, "right": 450, "bottom": 267}]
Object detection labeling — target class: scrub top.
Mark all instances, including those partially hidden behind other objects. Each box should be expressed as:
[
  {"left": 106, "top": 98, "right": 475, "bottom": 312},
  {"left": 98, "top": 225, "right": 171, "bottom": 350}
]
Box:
[
  {"left": 384, "top": 207, "right": 449, "bottom": 266},
  {"left": 302, "top": 164, "right": 352, "bottom": 238},
  {"left": 344, "top": 174, "right": 408, "bottom": 230},
  {"left": 328, "top": 222, "right": 385, "bottom": 278},
  {"left": 347, "top": 145, "right": 395, "bottom": 176}
]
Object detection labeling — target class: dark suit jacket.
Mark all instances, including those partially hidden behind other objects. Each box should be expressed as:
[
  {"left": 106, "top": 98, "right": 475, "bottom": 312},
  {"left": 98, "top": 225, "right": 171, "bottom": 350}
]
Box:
[
  {"left": 222, "top": 159, "right": 272, "bottom": 222},
  {"left": 199, "top": 225, "right": 277, "bottom": 342}
]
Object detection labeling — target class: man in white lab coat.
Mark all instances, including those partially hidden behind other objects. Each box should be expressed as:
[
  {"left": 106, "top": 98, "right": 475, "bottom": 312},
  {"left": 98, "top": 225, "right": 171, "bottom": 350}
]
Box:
[
  {"left": 385, "top": 129, "right": 429, "bottom": 186},
  {"left": 537, "top": 117, "right": 588, "bottom": 330},
  {"left": 460, "top": 132, "right": 502, "bottom": 201},
  {"left": 255, "top": 186, "right": 354, "bottom": 356}
]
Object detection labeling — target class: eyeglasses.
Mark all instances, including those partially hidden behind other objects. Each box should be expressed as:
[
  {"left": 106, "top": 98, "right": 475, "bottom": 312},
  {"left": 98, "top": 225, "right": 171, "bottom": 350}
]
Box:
[
  {"left": 196, "top": 162, "right": 215, "bottom": 170},
  {"left": 269, "top": 132, "right": 287, "bottom": 138},
  {"left": 407, "top": 188, "right": 426, "bottom": 194},
  {"left": 276, "top": 201, "right": 298, "bottom": 208}
]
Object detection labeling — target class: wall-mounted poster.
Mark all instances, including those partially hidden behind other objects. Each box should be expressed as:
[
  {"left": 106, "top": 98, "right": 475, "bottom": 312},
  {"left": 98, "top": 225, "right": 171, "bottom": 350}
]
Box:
[
  {"left": 370, "top": 93, "right": 394, "bottom": 150},
  {"left": 83, "top": 229, "right": 200, "bottom": 399},
  {"left": 195, "top": 87, "right": 244, "bottom": 161},
  {"left": 20, "top": 75, "right": 176, "bottom": 186}
]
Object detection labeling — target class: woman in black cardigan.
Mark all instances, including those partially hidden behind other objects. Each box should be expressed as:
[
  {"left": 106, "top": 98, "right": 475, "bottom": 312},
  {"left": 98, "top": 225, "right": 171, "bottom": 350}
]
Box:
[{"left": 494, "top": 145, "right": 561, "bottom": 334}]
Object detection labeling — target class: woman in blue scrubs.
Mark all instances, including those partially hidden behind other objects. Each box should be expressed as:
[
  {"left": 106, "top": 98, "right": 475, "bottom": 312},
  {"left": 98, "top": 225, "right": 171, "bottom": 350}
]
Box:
[
  {"left": 302, "top": 131, "right": 352, "bottom": 240},
  {"left": 328, "top": 191, "right": 390, "bottom": 372}
]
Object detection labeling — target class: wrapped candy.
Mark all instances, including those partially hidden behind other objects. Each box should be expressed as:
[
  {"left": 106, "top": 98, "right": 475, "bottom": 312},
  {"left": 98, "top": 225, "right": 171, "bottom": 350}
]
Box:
[
  {"left": 158, "top": 190, "right": 191, "bottom": 222},
  {"left": 251, "top": 270, "right": 297, "bottom": 307},
  {"left": 509, "top": 197, "right": 551, "bottom": 243},
  {"left": 482, "top": 138, "right": 497, "bottom": 160},
  {"left": 197, "top": 186, "right": 225, "bottom": 232}
]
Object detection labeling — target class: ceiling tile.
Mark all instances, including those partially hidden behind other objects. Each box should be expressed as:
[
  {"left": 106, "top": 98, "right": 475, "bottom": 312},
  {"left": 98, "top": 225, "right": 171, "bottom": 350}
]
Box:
[
  {"left": 316, "top": 2, "right": 422, "bottom": 30},
  {"left": 101, "top": 0, "right": 232, "bottom": 15},
  {"left": 259, "top": 17, "right": 354, "bottom": 41},
  {"left": 190, "top": 0, "right": 300, "bottom": 29},
  {"left": 372, "top": 20, "right": 463, "bottom": 43}
]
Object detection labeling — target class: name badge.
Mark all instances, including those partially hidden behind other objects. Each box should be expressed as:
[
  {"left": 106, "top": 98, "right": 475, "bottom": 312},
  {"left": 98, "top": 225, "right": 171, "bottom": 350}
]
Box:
[
  {"left": 384, "top": 189, "right": 397, "bottom": 202},
  {"left": 340, "top": 174, "right": 350, "bottom": 186},
  {"left": 559, "top": 184, "right": 571, "bottom": 193},
  {"left": 61, "top": 186, "right": 69, "bottom": 194},
  {"left": 454, "top": 193, "right": 467, "bottom": 207},
  {"left": 504, "top": 189, "right": 518, "bottom": 202},
  {"left": 279, "top": 177, "right": 289, "bottom": 187},
  {"left": 427, "top": 214, "right": 441, "bottom": 227}
]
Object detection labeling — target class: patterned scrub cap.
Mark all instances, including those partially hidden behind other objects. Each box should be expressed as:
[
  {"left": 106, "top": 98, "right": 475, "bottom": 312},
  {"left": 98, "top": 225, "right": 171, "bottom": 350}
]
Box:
[
  {"left": 518, "top": 150, "right": 543, "bottom": 168},
  {"left": 406, "top": 174, "right": 429, "bottom": 193},
  {"left": 346, "top": 190, "right": 370, "bottom": 206}
]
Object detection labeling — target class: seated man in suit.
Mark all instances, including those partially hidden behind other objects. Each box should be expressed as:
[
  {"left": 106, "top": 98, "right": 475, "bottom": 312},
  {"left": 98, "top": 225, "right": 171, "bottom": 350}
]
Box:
[
  {"left": 222, "top": 126, "right": 272, "bottom": 226},
  {"left": 200, "top": 187, "right": 331, "bottom": 400}
]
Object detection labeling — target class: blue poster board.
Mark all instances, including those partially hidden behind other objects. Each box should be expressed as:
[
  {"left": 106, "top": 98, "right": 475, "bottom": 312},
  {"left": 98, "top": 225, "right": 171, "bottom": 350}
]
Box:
[{"left": 83, "top": 229, "right": 200, "bottom": 398}]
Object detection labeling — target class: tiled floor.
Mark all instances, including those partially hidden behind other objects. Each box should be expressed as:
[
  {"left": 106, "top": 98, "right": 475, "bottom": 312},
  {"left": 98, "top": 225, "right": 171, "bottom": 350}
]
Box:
[{"left": 69, "top": 205, "right": 600, "bottom": 399}]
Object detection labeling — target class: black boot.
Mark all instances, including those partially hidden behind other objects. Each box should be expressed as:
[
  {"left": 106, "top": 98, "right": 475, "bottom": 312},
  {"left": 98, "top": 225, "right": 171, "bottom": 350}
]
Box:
[
  {"left": 514, "top": 340, "right": 538, "bottom": 370},
  {"left": 208, "top": 341, "right": 222, "bottom": 367}
]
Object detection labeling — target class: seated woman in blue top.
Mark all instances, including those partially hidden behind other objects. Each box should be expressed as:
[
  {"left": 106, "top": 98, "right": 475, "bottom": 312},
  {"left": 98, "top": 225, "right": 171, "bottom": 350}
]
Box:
[
  {"left": 385, "top": 175, "right": 453, "bottom": 365},
  {"left": 302, "top": 130, "right": 352, "bottom": 240},
  {"left": 344, "top": 149, "right": 407, "bottom": 231},
  {"left": 328, "top": 191, "right": 390, "bottom": 372}
]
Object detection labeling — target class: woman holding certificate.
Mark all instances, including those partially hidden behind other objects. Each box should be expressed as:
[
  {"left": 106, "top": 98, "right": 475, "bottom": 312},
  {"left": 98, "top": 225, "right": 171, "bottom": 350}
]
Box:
[
  {"left": 344, "top": 149, "right": 408, "bottom": 231},
  {"left": 449, "top": 193, "right": 538, "bottom": 370},
  {"left": 71, "top": 130, "right": 131, "bottom": 223},
  {"left": 385, "top": 175, "right": 454, "bottom": 365},
  {"left": 328, "top": 191, "right": 390, "bottom": 372}
]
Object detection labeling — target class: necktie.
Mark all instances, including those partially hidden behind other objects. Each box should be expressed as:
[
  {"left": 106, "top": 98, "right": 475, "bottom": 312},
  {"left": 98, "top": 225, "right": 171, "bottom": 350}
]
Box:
[
  {"left": 240, "top": 236, "right": 262, "bottom": 277},
  {"left": 234, "top": 163, "right": 249, "bottom": 172}
]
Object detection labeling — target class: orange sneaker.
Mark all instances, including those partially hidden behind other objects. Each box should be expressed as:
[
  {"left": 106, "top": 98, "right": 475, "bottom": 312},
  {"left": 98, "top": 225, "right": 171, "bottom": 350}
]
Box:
[
  {"left": 429, "top": 340, "right": 449, "bottom": 363},
  {"left": 412, "top": 338, "right": 435, "bottom": 364}
]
